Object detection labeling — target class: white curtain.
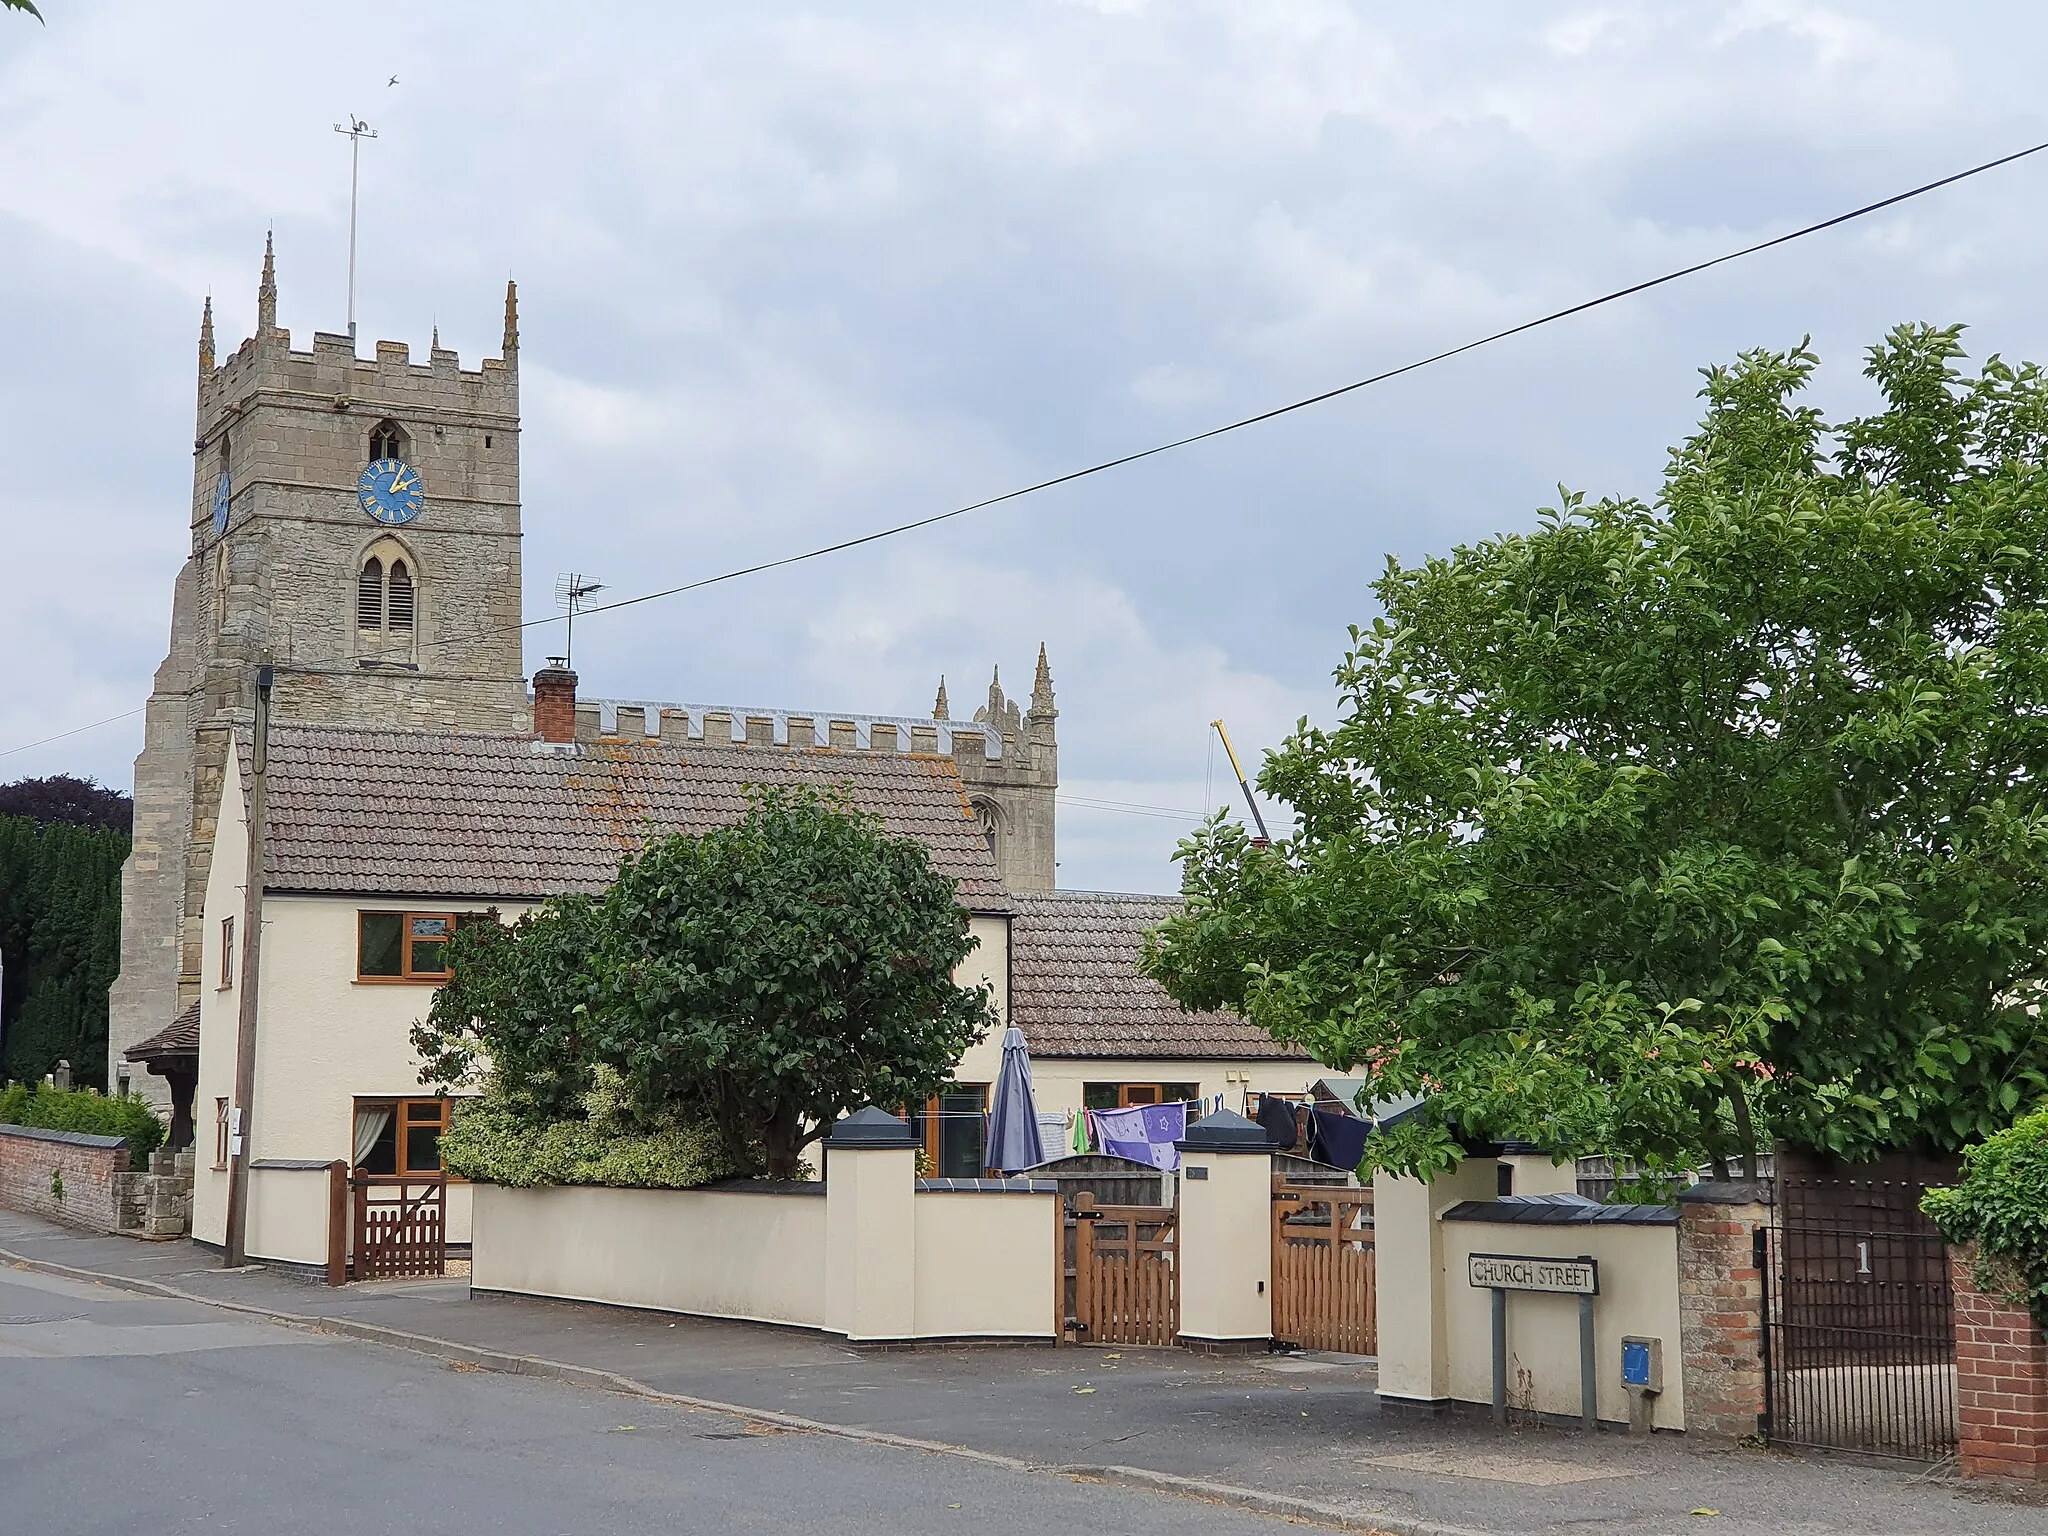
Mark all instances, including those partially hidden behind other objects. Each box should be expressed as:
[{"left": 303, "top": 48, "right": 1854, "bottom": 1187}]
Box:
[{"left": 353, "top": 1105, "right": 393, "bottom": 1168}]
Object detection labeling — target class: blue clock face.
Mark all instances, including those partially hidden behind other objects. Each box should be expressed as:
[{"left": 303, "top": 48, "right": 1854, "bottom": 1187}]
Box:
[
  {"left": 211, "top": 470, "right": 232, "bottom": 537},
  {"left": 358, "top": 458, "right": 425, "bottom": 525}
]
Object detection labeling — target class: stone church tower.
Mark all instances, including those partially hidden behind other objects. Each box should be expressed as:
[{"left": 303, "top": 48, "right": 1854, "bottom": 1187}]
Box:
[{"left": 107, "top": 239, "right": 529, "bottom": 1096}]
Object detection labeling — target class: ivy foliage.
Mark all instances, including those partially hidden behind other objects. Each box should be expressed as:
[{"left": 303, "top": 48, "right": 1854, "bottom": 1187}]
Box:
[
  {"left": 0, "top": 1082, "right": 166, "bottom": 1169},
  {"left": 1143, "top": 326, "right": 2048, "bottom": 1179},
  {"left": 0, "top": 810, "right": 129, "bottom": 1089},
  {"left": 417, "top": 784, "right": 995, "bottom": 1180},
  {"left": 1923, "top": 1110, "right": 2048, "bottom": 1329}
]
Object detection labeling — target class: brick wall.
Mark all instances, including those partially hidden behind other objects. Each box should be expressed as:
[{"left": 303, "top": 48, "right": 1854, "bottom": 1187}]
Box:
[
  {"left": 1677, "top": 1181, "right": 1772, "bottom": 1438},
  {"left": 0, "top": 1124, "right": 132, "bottom": 1233},
  {"left": 1952, "top": 1245, "right": 2048, "bottom": 1485}
]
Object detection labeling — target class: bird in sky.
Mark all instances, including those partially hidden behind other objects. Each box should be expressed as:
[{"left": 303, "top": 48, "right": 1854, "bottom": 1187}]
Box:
[{"left": 387, "top": 75, "right": 400, "bottom": 87}]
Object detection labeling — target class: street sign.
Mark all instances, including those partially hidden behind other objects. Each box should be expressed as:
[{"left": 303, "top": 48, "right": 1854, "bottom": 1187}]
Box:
[{"left": 1468, "top": 1252, "right": 1598, "bottom": 1295}]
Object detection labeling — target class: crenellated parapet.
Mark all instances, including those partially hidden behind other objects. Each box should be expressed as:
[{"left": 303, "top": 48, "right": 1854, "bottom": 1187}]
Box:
[{"left": 569, "top": 647, "right": 1059, "bottom": 892}]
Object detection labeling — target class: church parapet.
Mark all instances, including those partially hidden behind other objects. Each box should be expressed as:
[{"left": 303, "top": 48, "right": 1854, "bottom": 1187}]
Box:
[{"left": 579, "top": 697, "right": 1011, "bottom": 761}]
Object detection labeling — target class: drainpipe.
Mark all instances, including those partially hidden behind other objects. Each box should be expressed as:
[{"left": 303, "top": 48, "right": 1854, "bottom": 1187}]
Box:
[{"left": 223, "top": 664, "right": 271, "bottom": 1267}]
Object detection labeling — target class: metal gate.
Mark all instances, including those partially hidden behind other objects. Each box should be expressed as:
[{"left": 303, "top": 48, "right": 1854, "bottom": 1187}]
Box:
[
  {"left": 1763, "top": 1173, "right": 1956, "bottom": 1460},
  {"left": 1071, "top": 1193, "right": 1177, "bottom": 1346},
  {"left": 352, "top": 1172, "right": 447, "bottom": 1280},
  {"left": 1271, "top": 1178, "right": 1376, "bottom": 1355}
]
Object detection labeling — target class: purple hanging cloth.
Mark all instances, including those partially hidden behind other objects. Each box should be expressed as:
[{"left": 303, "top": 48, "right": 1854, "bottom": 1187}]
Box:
[{"left": 1093, "top": 1102, "right": 1189, "bottom": 1171}]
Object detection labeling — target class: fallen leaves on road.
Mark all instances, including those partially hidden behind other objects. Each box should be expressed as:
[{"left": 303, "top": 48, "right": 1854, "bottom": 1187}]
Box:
[
  {"left": 1691, "top": 1510, "right": 1720, "bottom": 1518},
  {"left": 1073, "top": 1386, "right": 1096, "bottom": 1394}
]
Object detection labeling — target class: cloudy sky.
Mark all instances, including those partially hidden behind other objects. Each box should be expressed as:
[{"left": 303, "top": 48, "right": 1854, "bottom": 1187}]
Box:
[{"left": 3, "top": 2, "right": 2046, "bottom": 891}]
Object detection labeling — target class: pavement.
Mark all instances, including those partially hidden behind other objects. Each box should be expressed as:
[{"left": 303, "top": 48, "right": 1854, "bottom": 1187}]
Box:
[
  {"left": 5, "top": 1207, "right": 2045, "bottom": 1536},
  {"left": 0, "top": 1260, "right": 1297, "bottom": 1536}
]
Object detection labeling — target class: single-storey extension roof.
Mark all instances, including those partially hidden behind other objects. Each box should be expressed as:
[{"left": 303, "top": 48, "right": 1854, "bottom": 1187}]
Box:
[
  {"left": 1007, "top": 890, "right": 1310, "bottom": 1061},
  {"left": 251, "top": 722, "right": 1008, "bottom": 908}
]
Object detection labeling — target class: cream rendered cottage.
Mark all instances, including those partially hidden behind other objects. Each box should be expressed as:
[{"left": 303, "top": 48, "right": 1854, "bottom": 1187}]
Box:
[{"left": 192, "top": 698, "right": 1317, "bottom": 1272}]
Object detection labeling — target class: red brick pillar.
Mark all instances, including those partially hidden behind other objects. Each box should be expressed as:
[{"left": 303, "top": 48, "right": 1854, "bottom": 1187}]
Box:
[
  {"left": 1952, "top": 1245, "right": 2048, "bottom": 1485},
  {"left": 1676, "top": 1180, "right": 1772, "bottom": 1438}
]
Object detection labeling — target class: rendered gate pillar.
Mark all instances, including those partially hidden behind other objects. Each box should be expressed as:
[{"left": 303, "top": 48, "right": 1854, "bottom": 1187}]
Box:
[
  {"left": 1174, "top": 1110, "right": 1274, "bottom": 1353},
  {"left": 1373, "top": 1157, "right": 1500, "bottom": 1412},
  {"left": 1675, "top": 1180, "right": 1772, "bottom": 1438},
  {"left": 824, "top": 1108, "right": 918, "bottom": 1342}
]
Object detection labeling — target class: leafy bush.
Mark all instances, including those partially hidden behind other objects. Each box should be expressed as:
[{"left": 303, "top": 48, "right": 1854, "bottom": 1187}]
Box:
[
  {"left": 0, "top": 1082, "right": 166, "bottom": 1168},
  {"left": 1923, "top": 1108, "right": 2048, "bottom": 1329},
  {"left": 416, "top": 785, "right": 994, "bottom": 1179},
  {"left": 438, "top": 1073, "right": 743, "bottom": 1190}
]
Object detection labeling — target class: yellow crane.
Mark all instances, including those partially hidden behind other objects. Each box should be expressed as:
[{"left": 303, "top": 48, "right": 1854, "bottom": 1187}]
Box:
[{"left": 1210, "top": 719, "right": 1271, "bottom": 841}]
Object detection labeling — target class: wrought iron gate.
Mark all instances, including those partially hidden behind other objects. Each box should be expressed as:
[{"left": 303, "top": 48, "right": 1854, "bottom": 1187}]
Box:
[
  {"left": 1071, "top": 1193, "right": 1177, "bottom": 1346},
  {"left": 352, "top": 1172, "right": 447, "bottom": 1280},
  {"left": 1763, "top": 1174, "right": 1956, "bottom": 1460},
  {"left": 1271, "top": 1178, "right": 1376, "bottom": 1355}
]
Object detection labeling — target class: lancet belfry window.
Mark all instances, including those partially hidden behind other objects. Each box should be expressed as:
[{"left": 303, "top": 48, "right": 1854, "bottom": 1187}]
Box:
[
  {"left": 387, "top": 560, "right": 414, "bottom": 630},
  {"left": 368, "top": 419, "right": 408, "bottom": 463},
  {"left": 358, "top": 557, "right": 385, "bottom": 630},
  {"left": 356, "top": 543, "right": 419, "bottom": 648}
]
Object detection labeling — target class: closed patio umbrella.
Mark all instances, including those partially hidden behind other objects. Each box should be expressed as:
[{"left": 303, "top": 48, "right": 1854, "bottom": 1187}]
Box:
[{"left": 984, "top": 1026, "right": 1047, "bottom": 1173}]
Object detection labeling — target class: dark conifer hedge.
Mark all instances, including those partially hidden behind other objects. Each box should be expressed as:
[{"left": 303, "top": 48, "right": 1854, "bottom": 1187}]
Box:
[{"left": 0, "top": 806, "right": 130, "bottom": 1087}]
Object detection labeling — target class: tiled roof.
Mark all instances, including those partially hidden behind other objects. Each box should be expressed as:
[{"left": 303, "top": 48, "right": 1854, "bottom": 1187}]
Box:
[
  {"left": 126, "top": 1001, "right": 200, "bottom": 1061},
  {"left": 1007, "top": 890, "right": 1310, "bottom": 1061},
  {"left": 254, "top": 723, "right": 1008, "bottom": 908}
]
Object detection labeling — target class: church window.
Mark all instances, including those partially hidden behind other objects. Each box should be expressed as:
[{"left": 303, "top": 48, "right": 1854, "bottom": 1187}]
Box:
[
  {"left": 971, "top": 799, "right": 1001, "bottom": 860},
  {"left": 387, "top": 560, "right": 414, "bottom": 631},
  {"left": 214, "top": 548, "right": 229, "bottom": 631},
  {"left": 357, "top": 557, "right": 385, "bottom": 631},
  {"left": 484, "top": 435, "right": 493, "bottom": 448},
  {"left": 368, "top": 419, "right": 408, "bottom": 463}
]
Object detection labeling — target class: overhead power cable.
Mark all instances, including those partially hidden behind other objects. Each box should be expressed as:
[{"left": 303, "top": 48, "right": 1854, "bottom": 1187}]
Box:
[
  {"left": 9, "top": 137, "right": 2048, "bottom": 762},
  {"left": 491, "top": 136, "right": 2048, "bottom": 646}
]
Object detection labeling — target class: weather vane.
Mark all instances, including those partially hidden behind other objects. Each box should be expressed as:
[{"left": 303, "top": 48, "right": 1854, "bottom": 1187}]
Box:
[{"left": 332, "top": 114, "right": 379, "bottom": 341}]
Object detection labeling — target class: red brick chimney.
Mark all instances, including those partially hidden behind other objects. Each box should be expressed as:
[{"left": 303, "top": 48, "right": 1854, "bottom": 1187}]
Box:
[{"left": 532, "top": 658, "right": 579, "bottom": 745}]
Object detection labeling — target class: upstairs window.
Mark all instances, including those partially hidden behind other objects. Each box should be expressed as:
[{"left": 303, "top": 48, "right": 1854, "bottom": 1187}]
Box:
[
  {"left": 357, "top": 911, "right": 489, "bottom": 982},
  {"left": 357, "top": 557, "right": 384, "bottom": 631}
]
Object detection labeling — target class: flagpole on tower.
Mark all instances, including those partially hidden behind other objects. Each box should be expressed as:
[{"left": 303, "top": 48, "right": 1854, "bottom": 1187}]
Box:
[{"left": 332, "top": 114, "right": 378, "bottom": 342}]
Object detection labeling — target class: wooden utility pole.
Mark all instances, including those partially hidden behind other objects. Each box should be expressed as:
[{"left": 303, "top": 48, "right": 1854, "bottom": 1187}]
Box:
[{"left": 223, "top": 665, "right": 272, "bottom": 1267}]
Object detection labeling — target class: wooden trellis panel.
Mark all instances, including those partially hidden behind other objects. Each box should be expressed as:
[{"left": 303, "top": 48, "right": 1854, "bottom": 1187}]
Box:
[
  {"left": 352, "top": 1173, "right": 447, "bottom": 1280},
  {"left": 1072, "top": 1193, "right": 1178, "bottom": 1346},
  {"left": 1271, "top": 1178, "right": 1375, "bottom": 1356}
]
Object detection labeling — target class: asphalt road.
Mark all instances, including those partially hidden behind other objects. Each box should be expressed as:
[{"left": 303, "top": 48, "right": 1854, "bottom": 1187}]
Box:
[{"left": 0, "top": 1265, "right": 1295, "bottom": 1536}]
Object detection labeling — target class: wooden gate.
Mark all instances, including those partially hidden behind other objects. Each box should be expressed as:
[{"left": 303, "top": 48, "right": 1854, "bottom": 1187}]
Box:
[
  {"left": 1271, "top": 1178, "right": 1376, "bottom": 1355},
  {"left": 1072, "top": 1193, "right": 1177, "bottom": 1346},
  {"left": 351, "top": 1172, "right": 447, "bottom": 1280}
]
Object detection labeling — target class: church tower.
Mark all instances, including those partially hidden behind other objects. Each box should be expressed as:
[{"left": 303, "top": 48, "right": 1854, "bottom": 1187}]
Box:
[{"left": 108, "top": 239, "right": 529, "bottom": 1097}]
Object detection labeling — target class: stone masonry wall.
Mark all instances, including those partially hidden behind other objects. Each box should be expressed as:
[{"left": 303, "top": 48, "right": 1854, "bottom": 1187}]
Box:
[
  {"left": 1952, "top": 1245, "right": 2048, "bottom": 1485},
  {"left": 108, "top": 245, "right": 530, "bottom": 1090},
  {"left": 0, "top": 1125, "right": 132, "bottom": 1233},
  {"left": 1677, "top": 1181, "right": 1772, "bottom": 1438}
]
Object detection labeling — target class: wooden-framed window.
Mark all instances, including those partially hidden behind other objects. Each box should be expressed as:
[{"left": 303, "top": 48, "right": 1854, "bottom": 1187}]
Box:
[
  {"left": 213, "top": 1097, "right": 230, "bottom": 1170},
  {"left": 906, "top": 1083, "right": 988, "bottom": 1178},
  {"left": 1085, "top": 1082, "right": 1203, "bottom": 1118},
  {"left": 357, "top": 911, "right": 459, "bottom": 982},
  {"left": 353, "top": 1096, "right": 453, "bottom": 1177},
  {"left": 219, "top": 916, "right": 235, "bottom": 988}
]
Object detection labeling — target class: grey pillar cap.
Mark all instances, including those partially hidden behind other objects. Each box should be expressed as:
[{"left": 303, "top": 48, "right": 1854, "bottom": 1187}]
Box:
[
  {"left": 825, "top": 1106, "right": 919, "bottom": 1149},
  {"left": 1175, "top": 1108, "right": 1274, "bottom": 1154}
]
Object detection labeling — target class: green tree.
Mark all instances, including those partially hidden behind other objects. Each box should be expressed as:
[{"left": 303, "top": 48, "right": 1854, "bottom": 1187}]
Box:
[
  {"left": 1143, "top": 325, "right": 2048, "bottom": 1180},
  {"left": 417, "top": 785, "right": 996, "bottom": 1179},
  {"left": 0, "top": 812, "right": 128, "bottom": 1088}
]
